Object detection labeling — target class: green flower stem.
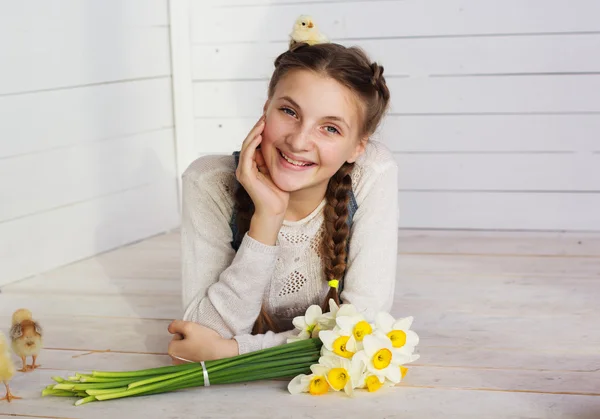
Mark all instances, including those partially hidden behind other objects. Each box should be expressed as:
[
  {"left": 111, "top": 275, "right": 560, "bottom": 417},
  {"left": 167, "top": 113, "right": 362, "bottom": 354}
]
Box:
[
  {"left": 127, "top": 366, "right": 202, "bottom": 389},
  {"left": 85, "top": 387, "right": 128, "bottom": 396},
  {"left": 74, "top": 396, "right": 97, "bottom": 406}
]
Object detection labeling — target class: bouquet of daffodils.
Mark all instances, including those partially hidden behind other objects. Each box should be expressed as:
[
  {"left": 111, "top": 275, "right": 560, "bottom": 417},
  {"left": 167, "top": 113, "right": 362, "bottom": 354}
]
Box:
[
  {"left": 42, "top": 300, "right": 418, "bottom": 405},
  {"left": 286, "top": 299, "right": 419, "bottom": 396}
]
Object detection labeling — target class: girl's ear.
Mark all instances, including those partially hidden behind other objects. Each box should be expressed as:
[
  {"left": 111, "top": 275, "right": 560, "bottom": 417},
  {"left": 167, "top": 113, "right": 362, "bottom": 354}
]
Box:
[{"left": 347, "top": 137, "right": 368, "bottom": 163}]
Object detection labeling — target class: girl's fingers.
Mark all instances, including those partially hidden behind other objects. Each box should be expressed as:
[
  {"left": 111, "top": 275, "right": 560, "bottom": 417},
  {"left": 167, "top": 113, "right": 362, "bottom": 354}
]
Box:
[
  {"left": 240, "top": 134, "right": 262, "bottom": 176},
  {"left": 255, "top": 148, "right": 268, "bottom": 174}
]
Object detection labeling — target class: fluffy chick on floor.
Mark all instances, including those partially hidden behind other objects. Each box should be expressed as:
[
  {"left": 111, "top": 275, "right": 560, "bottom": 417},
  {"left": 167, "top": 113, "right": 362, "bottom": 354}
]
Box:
[
  {"left": 10, "top": 309, "right": 43, "bottom": 372},
  {"left": 0, "top": 331, "right": 21, "bottom": 402}
]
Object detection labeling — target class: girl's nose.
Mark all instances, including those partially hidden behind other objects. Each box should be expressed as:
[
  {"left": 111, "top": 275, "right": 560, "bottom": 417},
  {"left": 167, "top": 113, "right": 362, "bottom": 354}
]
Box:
[{"left": 286, "top": 128, "right": 312, "bottom": 151}]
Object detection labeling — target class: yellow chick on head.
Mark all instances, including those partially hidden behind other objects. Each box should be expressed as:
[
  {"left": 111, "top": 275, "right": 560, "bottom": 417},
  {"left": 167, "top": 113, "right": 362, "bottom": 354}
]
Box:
[
  {"left": 0, "top": 331, "right": 21, "bottom": 402},
  {"left": 289, "top": 15, "right": 329, "bottom": 48}
]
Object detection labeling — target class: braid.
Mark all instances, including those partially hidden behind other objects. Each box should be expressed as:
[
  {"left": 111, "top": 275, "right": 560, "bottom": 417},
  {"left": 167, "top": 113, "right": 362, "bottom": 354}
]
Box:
[{"left": 320, "top": 162, "right": 354, "bottom": 311}]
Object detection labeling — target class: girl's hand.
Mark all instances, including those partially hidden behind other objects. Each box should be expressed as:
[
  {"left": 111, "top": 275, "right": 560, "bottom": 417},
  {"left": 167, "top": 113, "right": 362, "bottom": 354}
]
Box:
[
  {"left": 167, "top": 320, "right": 238, "bottom": 364},
  {"left": 236, "top": 115, "right": 290, "bottom": 219}
]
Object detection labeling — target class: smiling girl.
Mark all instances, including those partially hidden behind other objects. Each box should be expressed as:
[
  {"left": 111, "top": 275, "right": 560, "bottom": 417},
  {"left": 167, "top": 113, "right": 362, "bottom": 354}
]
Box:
[{"left": 167, "top": 40, "right": 398, "bottom": 363}]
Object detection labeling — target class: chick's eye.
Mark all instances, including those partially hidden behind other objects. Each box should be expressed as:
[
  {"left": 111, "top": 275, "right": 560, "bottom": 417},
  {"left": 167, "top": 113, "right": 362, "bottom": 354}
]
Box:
[{"left": 302, "top": 22, "right": 306, "bottom": 26}]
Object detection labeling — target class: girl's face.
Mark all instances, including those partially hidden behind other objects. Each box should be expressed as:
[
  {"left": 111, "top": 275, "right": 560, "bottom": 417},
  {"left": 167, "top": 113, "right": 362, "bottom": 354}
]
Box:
[{"left": 261, "top": 69, "right": 366, "bottom": 196}]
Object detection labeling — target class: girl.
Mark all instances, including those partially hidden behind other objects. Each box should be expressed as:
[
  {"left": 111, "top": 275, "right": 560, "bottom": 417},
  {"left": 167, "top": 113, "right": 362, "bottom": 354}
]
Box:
[{"left": 168, "top": 40, "right": 398, "bottom": 363}]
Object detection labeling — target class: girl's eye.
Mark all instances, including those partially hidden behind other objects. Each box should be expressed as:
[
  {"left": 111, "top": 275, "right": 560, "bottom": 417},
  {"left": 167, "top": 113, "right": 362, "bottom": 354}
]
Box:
[
  {"left": 325, "top": 126, "right": 340, "bottom": 135},
  {"left": 280, "top": 107, "right": 296, "bottom": 117}
]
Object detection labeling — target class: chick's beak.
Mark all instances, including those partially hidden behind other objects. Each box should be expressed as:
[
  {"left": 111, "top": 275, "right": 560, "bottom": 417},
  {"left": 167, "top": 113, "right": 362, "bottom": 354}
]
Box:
[{"left": 308, "top": 21, "right": 314, "bottom": 28}]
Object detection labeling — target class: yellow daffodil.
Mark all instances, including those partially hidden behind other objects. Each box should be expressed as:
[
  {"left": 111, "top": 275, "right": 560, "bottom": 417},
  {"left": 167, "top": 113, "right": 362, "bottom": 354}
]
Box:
[
  {"left": 287, "top": 305, "right": 323, "bottom": 343},
  {"left": 374, "top": 312, "right": 420, "bottom": 356},
  {"left": 288, "top": 373, "right": 330, "bottom": 395},
  {"left": 319, "top": 329, "right": 355, "bottom": 359},
  {"left": 353, "top": 335, "right": 411, "bottom": 384},
  {"left": 317, "top": 299, "right": 360, "bottom": 331},
  {"left": 311, "top": 355, "right": 362, "bottom": 397},
  {"left": 335, "top": 314, "right": 373, "bottom": 352}
]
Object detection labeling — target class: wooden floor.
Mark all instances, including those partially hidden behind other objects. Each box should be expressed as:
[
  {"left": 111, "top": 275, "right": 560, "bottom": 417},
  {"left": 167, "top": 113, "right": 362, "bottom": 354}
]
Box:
[{"left": 0, "top": 230, "right": 599, "bottom": 418}]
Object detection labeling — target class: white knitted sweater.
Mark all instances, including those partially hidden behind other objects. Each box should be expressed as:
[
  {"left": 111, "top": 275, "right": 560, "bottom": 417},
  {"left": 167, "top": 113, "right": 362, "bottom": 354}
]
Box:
[{"left": 181, "top": 140, "right": 399, "bottom": 355}]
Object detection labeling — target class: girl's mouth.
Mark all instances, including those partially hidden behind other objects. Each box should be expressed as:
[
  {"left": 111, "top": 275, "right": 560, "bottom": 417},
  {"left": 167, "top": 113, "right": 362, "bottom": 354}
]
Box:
[{"left": 278, "top": 149, "right": 316, "bottom": 169}]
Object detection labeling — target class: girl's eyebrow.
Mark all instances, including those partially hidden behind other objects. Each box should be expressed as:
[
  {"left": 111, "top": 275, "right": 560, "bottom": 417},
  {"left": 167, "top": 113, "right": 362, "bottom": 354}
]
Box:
[{"left": 278, "top": 95, "right": 350, "bottom": 130}]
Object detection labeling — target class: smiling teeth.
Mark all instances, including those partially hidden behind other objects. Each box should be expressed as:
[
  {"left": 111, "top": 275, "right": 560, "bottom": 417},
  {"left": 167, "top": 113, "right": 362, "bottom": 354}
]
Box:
[{"left": 281, "top": 151, "right": 312, "bottom": 166}]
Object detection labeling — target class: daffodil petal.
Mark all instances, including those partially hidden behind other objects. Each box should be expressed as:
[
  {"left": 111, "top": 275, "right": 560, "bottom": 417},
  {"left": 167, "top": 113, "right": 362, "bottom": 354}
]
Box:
[
  {"left": 344, "top": 378, "right": 355, "bottom": 397},
  {"left": 292, "top": 316, "right": 308, "bottom": 330},
  {"left": 375, "top": 311, "right": 395, "bottom": 332},
  {"left": 405, "top": 330, "right": 420, "bottom": 346},
  {"left": 328, "top": 299, "right": 340, "bottom": 315},
  {"left": 362, "top": 334, "right": 391, "bottom": 357},
  {"left": 305, "top": 305, "right": 323, "bottom": 325},
  {"left": 336, "top": 304, "right": 359, "bottom": 318},
  {"left": 336, "top": 316, "right": 357, "bottom": 334},
  {"left": 318, "top": 330, "right": 337, "bottom": 350},
  {"left": 384, "top": 364, "right": 402, "bottom": 383},
  {"left": 393, "top": 316, "right": 414, "bottom": 331},
  {"left": 345, "top": 335, "right": 359, "bottom": 353},
  {"left": 310, "top": 364, "right": 329, "bottom": 376},
  {"left": 288, "top": 374, "right": 309, "bottom": 394}
]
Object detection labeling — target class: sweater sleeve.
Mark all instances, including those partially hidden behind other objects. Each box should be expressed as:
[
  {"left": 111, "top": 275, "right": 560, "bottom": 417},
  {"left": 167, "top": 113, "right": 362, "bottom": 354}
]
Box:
[
  {"left": 340, "top": 145, "right": 399, "bottom": 321},
  {"left": 180, "top": 156, "right": 281, "bottom": 339}
]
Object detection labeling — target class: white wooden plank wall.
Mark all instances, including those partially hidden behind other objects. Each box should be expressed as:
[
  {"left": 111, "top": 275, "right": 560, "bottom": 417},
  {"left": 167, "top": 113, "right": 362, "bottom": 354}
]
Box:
[
  {"left": 188, "top": 0, "right": 600, "bottom": 231},
  {"left": 0, "top": 0, "right": 180, "bottom": 286}
]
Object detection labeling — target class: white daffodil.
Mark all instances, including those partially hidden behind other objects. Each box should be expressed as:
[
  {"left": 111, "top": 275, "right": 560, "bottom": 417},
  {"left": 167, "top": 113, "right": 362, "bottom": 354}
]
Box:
[
  {"left": 353, "top": 334, "right": 411, "bottom": 384},
  {"left": 311, "top": 354, "right": 364, "bottom": 397},
  {"left": 286, "top": 305, "right": 323, "bottom": 343},
  {"left": 335, "top": 314, "right": 373, "bottom": 353},
  {"left": 374, "top": 312, "right": 420, "bottom": 356},
  {"left": 288, "top": 373, "right": 330, "bottom": 396},
  {"left": 317, "top": 299, "right": 360, "bottom": 331},
  {"left": 319, "top": 328, "right": 355, "bottom": 360}
]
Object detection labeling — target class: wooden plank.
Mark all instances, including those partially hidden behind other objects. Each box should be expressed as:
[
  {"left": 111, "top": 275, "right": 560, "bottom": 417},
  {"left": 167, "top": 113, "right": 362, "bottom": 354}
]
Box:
[
  {"left": 397, "top": 230, "right": 600, "bottom": 256},
  {"left": 194, "top": 114, "right": 600, "bottom": 154},
  {"left": 3, "top": 369, "right": 600, "bottom": 419},
  {"left": 193, "top": 76, "right": 600, "bottom": 118},
  {"left": 0, "top": 78, "right": 173, "bottom": 160},
  {"left": 397, "top": 253, "right": 600, "bottom": 278},
  {"left": 0, "top": 315, "right": 171, "bottom": 353},
  {"left": 191, "top": 0, "right": 600, "bottom": 43},
  {"left": 0, "top": 293, "right": 180, "bottom": 320},
  {"left": 0, "top": 129, "right": 177, "bottom": 223},
  {"left": 1, "top": 276, "right": 180, "bottom": 297},
  {"left": 0, "top": 0, "right": 168, "bottom": 30},
  {"left": 395, "top": 153, "right": 600, "bottom": 191},
  {"left": 192, "top": 34, "right": 600, "bottom": 80},
  {"left": 397, "top": 192, "right": 600, "bottom": 231},
  {"left": 0, "top": 28, "right": 171, "bottom": 95},
  {"left": 0, "top": 179, "right": 180, "bottom": 286}
]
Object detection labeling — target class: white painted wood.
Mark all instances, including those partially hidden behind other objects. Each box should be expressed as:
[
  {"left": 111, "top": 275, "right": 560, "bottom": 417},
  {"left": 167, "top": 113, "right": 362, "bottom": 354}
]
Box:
[
  {"left": 395, "top": 153, "right": 600, "bottom": 191},
  {"left": 397, "top": 192, "right": 600, "bottom": 231},
  {"left": 0, "top": 0, "right": 168, "bottom": 30},
  {"left": 195, "top": 115, "right": 600, "bottom": 154},
  {"left": 0, "top": 180, "right": 180, "bottom": 285},
  {"left": 0, "top": 28, "right": 171, "bottom": 95},
  {"left": 169, "top": 0, "right": 197, "bottom": 208},
  {"left": 4, "top": 369, "right": 600, "bottom": 418},
  {"left": 0, "top": 129, "right": 177, "bottom": 223},
  {"left": 0, "top": 78, "right": 173, "bottom": 160},
  {"left": 192, "top": 34, "right": 600, "bottom": 80},
  {"left": 191, "top": 0, "right": 600, "bottom": 43},
  {"left": 397, "top": 229, "right": 600, "bottom": 256},
  {"left": 1, "top": 230, "right": 600, "bottom": 417},
  {"left": 193, "top": 76, "right": 600, "bottom": 117}
]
